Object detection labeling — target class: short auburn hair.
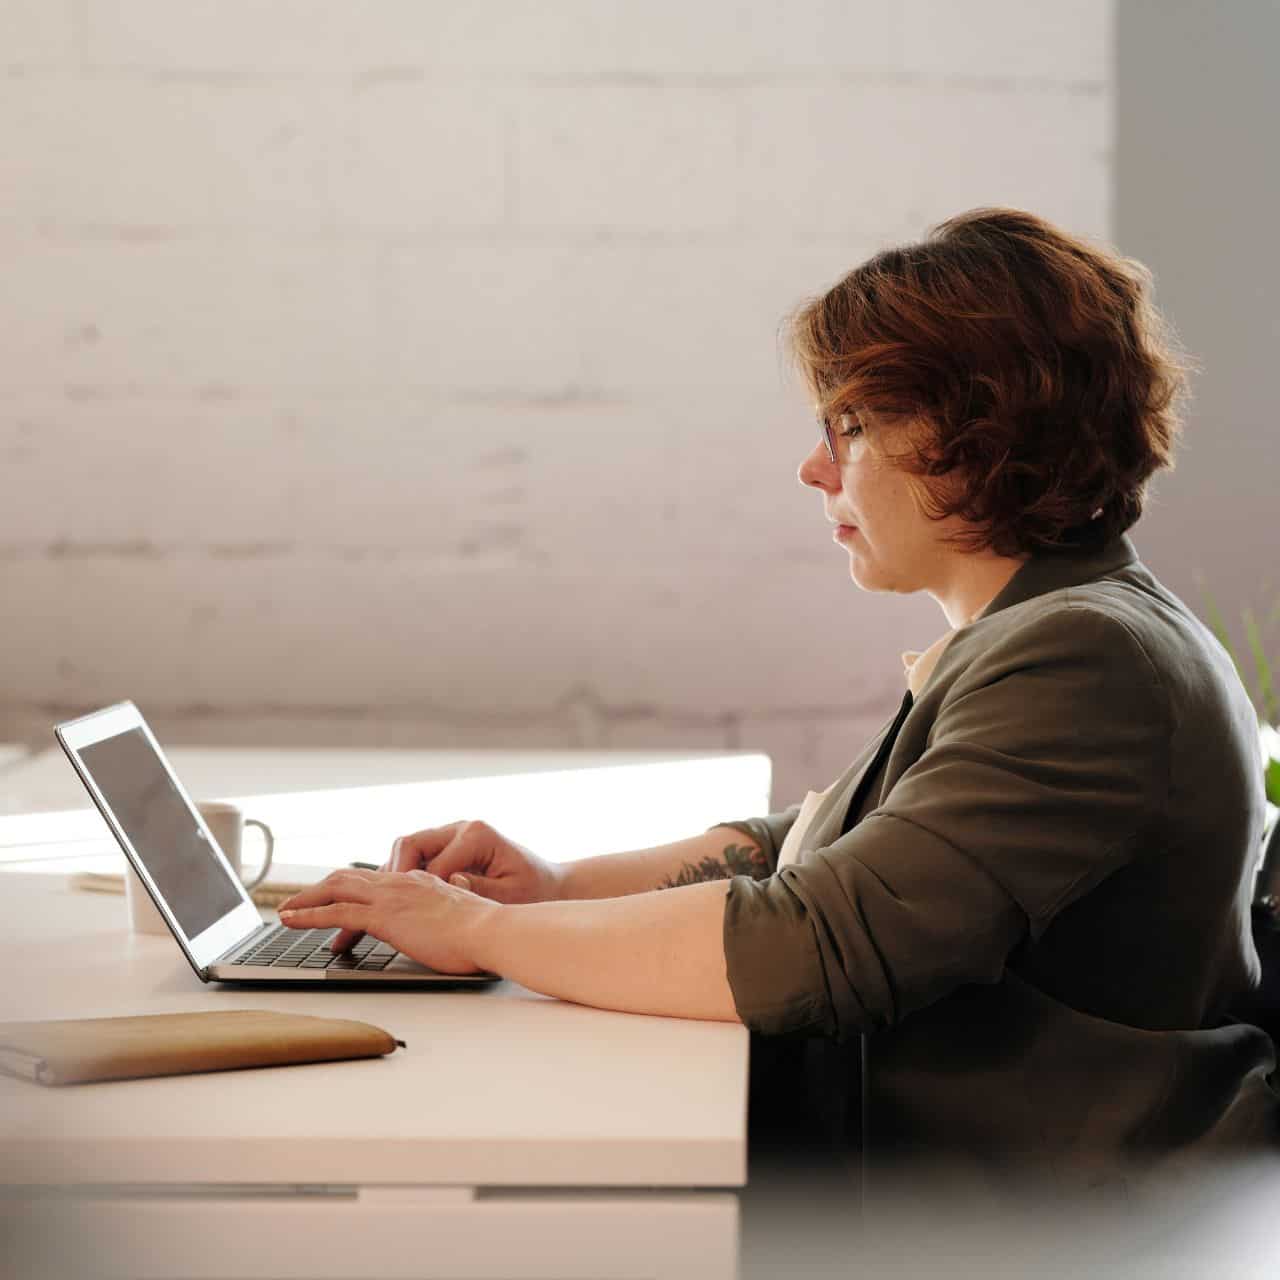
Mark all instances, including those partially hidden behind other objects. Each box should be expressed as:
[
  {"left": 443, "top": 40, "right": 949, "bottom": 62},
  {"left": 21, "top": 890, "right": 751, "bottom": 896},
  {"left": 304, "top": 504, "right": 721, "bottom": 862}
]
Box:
[{"left": 783, "top": 207, "right": 1197, "bottom": 556}]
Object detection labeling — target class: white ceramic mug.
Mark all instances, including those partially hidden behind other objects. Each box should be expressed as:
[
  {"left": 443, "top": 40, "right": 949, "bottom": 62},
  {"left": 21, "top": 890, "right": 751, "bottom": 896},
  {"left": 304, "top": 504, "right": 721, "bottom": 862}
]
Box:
[{"left": 125, "top": 801, "right": 276, "bottom": 935}]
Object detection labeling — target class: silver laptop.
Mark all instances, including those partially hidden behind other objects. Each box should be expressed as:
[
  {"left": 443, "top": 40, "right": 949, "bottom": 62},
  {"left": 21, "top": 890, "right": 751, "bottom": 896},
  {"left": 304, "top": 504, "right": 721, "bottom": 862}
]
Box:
[{"left": 55, "top": 701, "right": 502, "bottom": 989}]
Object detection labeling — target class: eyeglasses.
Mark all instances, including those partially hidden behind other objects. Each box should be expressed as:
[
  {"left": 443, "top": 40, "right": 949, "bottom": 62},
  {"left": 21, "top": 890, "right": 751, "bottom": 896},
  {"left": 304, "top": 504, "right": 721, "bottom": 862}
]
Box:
[{"left": 817, "top": 412, "right": 855, "bottom": 464}]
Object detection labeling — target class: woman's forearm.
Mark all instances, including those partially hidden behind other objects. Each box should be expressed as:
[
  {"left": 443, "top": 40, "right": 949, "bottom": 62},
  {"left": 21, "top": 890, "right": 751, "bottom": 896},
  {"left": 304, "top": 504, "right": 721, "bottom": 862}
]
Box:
[
  {"left": 471, "top": 879, "right": 742, "bottom": 1024},
  {"left": 557, "top": 825, "right": 768, "bottom": 899}
]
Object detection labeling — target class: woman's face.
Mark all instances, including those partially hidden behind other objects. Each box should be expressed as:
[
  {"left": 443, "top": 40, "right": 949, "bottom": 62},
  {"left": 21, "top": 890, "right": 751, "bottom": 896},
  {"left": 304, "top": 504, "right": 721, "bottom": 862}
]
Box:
[{"left": 798, "top": 408, "right": 960, "bottom": 598}]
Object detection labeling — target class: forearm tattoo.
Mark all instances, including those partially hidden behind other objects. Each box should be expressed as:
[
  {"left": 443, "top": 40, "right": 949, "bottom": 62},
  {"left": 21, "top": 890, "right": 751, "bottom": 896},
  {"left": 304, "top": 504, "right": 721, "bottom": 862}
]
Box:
[{"left": 656, "top": 841, "right": 770, "bottom": 890}]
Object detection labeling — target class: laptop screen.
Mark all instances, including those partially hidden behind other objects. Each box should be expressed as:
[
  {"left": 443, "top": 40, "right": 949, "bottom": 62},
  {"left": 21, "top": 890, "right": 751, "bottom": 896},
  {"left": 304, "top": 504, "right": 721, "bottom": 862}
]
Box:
[{"left": 79, "top": 728, "right": 244, "bottom": 939}]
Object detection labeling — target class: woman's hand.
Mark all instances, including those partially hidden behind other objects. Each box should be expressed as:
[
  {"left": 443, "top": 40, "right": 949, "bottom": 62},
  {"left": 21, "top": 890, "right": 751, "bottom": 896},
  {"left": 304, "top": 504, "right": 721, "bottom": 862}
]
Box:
[
  {"left": 308, "top": 820, "right": 565, "bottom": 956},
  {"left": 277, "top": 868, "right": 497, "bottom": 976},
  {"left": 286, "top": 820, "right": 564, "bottom": 958},
  {"left": 390, "top": 819, "right": 567, "bottom": 905}
]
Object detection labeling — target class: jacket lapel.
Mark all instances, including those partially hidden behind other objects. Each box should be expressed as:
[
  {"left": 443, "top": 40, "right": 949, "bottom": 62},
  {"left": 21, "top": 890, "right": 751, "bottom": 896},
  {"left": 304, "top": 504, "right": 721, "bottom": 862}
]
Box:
[
  {"left": 791, "top": 693, "right": 913, "bottom": 861},
  {"left": 780, "top": 534, "right": 1141, "bottom": 867}
]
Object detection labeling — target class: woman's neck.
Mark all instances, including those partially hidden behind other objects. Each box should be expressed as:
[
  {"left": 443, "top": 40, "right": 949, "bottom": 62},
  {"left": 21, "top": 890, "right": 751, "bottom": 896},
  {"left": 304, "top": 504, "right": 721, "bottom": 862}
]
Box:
[{"left": 931, "top": 551, "right": 1031, "bottom": 630}]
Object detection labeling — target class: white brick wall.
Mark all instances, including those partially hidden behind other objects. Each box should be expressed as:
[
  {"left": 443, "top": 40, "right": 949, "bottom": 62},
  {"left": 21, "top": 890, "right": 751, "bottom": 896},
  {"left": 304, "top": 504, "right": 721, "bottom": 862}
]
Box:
[{"left": 0, "top": 1, "right": 1114, "bottom": 813}]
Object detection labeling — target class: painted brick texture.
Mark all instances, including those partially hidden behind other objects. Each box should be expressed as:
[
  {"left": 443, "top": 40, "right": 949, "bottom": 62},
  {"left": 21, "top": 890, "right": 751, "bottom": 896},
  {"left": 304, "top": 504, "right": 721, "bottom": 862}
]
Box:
[{"left": 1, "top": 1, "right": 1113, "bottom": 811}]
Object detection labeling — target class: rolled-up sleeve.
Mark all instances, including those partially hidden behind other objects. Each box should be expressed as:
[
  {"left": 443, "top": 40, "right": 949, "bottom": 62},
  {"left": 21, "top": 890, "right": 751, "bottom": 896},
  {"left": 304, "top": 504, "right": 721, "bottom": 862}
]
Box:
[
  {"left": 707, "top": 804, "right": 802, "bottom": 875},
  {"left": 723, "top": 607, "right": 1173, "bottom": 1043}
]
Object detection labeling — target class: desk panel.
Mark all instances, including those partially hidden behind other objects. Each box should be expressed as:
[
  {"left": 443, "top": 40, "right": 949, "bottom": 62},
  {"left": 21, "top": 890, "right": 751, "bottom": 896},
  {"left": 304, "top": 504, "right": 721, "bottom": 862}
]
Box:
[{"left": 0, "top": 872, "right": 747, "bottom": 1189}]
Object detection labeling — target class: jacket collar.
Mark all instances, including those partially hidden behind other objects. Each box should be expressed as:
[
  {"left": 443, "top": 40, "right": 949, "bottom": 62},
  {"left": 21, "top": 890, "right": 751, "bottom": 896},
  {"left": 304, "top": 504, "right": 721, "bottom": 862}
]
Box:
[
  {"left": 903, "top": 534, "right": 1140, "bottom": 699},
  {"left": 973, "top": 533, "right": 1139, "bottom": 623}
]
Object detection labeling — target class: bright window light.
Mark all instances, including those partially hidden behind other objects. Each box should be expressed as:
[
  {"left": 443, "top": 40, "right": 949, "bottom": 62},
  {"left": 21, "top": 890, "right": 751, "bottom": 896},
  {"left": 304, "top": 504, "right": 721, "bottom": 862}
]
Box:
[{"left": 0, "top": 752, "right": 773, "bottom": 876}]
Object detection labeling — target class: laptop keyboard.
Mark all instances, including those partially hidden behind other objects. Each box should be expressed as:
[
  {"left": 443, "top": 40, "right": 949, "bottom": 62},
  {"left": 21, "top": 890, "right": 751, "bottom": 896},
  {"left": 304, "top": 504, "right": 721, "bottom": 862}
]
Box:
[{"left": 230, "top": 925, "right": 398, "bottom": 971}]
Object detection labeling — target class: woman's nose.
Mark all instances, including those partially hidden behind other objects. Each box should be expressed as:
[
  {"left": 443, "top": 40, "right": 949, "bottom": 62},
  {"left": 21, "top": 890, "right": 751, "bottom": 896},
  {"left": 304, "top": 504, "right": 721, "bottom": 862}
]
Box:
[{"left": 798, "top": 439, "right": 835, "bottom": 489}]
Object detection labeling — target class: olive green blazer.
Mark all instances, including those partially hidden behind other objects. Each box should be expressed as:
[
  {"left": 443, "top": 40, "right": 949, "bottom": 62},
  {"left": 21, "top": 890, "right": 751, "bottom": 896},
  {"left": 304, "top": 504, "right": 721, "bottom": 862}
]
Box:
[{"left": 717, "top": 533, "right": 1278, "bottom": 1185}]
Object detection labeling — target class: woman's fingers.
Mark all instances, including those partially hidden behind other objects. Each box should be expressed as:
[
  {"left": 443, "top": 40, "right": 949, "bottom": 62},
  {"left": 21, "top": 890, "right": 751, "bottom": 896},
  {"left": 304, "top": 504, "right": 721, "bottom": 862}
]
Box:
[
  {"left": 278, "top": 869, "right": 380, "bottom": 945},
  {"left": 390, "top": 823, "right": 464, "bottom": 874},
  {"left": 279, "top": 902, "right": 372, "bottom": 933},
  {"left": 278, "top": 868, "right": 377, "bottom": 912},
  {"left": 330, "top": 924, "right": 365, "bottom": 953},
  {"left": 389, "top": 836, "right": 413, "bottom": 873},
  {"left": 422, "top": 824, "right": 494, "bottom": 884}
]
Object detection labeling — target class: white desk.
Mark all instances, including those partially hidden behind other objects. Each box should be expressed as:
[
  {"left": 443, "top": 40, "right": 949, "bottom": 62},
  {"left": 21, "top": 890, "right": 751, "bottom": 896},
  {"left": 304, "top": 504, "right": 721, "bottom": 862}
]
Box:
[{"left": 0, "top": 748, "right": 766, "bottom": 1279}]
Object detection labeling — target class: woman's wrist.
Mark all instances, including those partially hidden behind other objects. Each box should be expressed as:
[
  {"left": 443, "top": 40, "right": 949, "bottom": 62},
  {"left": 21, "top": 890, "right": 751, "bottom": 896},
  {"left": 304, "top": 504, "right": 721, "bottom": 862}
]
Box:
[
  {"left": 466, "top": 893, "right": 508, "bottom": 974},
  {"left": 553, "top": 857, "right": 588, "bottom": 900}
]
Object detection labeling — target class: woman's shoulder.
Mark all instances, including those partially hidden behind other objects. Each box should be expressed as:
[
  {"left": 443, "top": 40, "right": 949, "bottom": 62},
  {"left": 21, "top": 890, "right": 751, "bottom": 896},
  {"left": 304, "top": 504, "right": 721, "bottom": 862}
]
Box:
[
  {"left": 961, "top": 561, "right": 1238, "bottom": 710},
  {"left": 972, "top": 575, "right": 1158, "bottom": 657}
]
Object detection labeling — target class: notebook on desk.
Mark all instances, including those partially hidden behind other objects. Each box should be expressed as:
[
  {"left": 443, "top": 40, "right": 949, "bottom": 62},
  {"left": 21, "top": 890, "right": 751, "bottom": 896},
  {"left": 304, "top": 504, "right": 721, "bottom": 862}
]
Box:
[{"left": 54, "top": 701, "right": 501, "bottom": 990}]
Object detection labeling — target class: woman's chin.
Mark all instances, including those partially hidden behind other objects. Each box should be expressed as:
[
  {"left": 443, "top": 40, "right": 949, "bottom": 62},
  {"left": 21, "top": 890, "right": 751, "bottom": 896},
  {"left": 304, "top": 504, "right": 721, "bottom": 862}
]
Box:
[
  {"left": 847, "top": 555, "right": 890, "bottom": 594},
  {"left": 848, "top": 563, "right": 878, "bottom": 591}
]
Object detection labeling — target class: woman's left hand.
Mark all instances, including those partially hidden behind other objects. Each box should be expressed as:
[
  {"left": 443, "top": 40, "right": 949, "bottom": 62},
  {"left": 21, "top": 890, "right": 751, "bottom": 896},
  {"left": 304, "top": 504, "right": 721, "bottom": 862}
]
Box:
[{"left": 277, "top": 869, "right": 496, "bottom": 976}]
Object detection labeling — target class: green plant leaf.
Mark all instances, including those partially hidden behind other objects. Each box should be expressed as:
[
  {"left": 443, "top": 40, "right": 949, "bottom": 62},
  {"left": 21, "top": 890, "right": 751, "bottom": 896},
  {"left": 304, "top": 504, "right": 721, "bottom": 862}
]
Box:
[
  {"left": 1198, "top": 583, "right": 1234, "bottom": 656},
  {"left": 1266, "top": 757, "right": 1280, "bottom": 808},
  {"left": 1244, "top": 607, "right": 1278, "bottom": 726},
  {"left": 1198, "top": 582, "right": 1248, "bottom": 693}
]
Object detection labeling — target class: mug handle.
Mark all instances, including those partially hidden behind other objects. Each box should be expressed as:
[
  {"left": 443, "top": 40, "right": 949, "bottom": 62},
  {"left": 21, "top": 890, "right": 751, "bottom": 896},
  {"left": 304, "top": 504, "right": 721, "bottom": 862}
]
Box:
[{"left": 240, "top": 819, "right": 276, "bottom": 891}]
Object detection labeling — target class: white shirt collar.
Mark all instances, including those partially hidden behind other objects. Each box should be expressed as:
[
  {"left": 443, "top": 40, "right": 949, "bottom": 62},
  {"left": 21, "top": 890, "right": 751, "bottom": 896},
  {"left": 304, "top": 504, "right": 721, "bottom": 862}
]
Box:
[{"left": 901, "top": 603, "right": 989, "bottom": 698}]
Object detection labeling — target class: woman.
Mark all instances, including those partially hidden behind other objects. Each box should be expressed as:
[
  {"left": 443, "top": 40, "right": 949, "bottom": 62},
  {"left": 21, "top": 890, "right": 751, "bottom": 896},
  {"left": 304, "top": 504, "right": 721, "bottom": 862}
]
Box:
[{"left": 278, "top": 207, "right": 1277, "bottom": 1191}]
